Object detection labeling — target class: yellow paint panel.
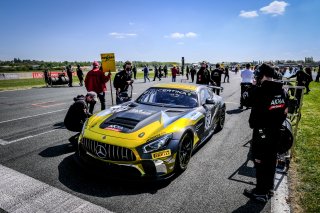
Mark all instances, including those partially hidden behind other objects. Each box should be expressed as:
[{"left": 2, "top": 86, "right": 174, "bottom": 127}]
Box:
[{"left": 153, "top": 83, "right": 198, "bottom": 91}]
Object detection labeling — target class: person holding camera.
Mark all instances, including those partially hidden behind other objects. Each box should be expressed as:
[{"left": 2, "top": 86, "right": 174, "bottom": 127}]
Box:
[
  {"left": 243, "top": 63, "right": 288, "bottom": 203},
  {"left": 113, "top": 60, "right": 134, "bottom": 104}
]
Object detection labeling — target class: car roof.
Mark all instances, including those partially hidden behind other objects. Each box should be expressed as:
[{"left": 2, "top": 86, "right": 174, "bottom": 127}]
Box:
[{"left": 152, "top": 83, "right": 199, "bottom": 91}]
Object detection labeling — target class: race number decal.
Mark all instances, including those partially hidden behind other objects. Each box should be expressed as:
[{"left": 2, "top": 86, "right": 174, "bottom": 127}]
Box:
[{"left": 205, "top": 112, "right": 212, "bottom": 130}]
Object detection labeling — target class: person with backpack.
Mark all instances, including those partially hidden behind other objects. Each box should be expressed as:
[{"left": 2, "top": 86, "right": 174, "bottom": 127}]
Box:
[{"left": 243, "top": 63, "right": 289, "bottom": 203}]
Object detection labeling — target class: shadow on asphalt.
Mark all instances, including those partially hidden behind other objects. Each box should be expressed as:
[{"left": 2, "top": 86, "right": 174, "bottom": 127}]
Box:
[
  {"left": 232, "top": 199, "right": 266, "bottom": 213},
  {"left": 57, "top": 154, "right": 174, "bottom": 198},
  {"left": 39, "top": 143, "right": 75, "bottom": 158},
  {"left": 228, "top": 140, "right": 255, "bottom": 185},
  {"left": 226, "top": 108, "right": 244, "bottom": 114}
]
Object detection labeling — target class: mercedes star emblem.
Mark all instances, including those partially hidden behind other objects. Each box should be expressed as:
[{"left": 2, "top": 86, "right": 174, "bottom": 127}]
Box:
[{"left": 95, "top": 145, "right": 107, "bottom": 158}]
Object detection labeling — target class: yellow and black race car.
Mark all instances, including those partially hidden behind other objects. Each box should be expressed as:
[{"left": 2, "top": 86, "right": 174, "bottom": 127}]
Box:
[{"left": 77, "top": 83, "right": 226, "bottom": 178}]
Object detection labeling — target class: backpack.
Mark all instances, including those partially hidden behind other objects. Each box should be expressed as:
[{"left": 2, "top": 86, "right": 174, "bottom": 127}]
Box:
[{"left": 277, "top": 118, "right": 294, "bottom": 154}]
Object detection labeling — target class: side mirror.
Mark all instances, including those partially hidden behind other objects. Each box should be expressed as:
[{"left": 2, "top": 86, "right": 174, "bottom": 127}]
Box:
[{"left": 205, "top": 98, "right": 215, "bottom": 105}]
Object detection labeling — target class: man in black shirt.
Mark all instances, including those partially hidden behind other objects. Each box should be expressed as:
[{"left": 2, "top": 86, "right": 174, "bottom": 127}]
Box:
[
  {"left": 211, "top": 63, "right": 223, "bottom": 95},
  {"left": 196, "top": 61, "right": 211, "bottom": 85},
  {"left": 64, "top": 91, "right": 97, "bottom": 132},
  {"left": 113, "top": 61, "right": 134, "bottom": 104},
  {"left": 244, "top": 63, "right": 288, "bottom": 203}
]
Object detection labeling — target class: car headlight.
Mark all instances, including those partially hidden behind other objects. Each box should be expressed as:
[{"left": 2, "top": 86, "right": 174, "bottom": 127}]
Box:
[{"left": 143, "top": 134, "right": 173, "bottom": 153}]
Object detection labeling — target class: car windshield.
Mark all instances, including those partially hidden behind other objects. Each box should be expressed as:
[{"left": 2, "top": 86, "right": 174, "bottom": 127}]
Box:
[{"left": 136, "top": 88, "right": 198, "bottom": 108}]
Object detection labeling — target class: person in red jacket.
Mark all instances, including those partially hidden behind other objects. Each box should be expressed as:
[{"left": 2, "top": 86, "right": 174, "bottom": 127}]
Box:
[
  {"left": 171, "top": 66, "right": 178, "bottom": 82},
  {"left": 85, "top": 61, "right": 111, "bottom": 113}
]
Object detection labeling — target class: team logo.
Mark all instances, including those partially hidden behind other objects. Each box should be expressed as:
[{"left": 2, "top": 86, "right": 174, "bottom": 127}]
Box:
[{"left": 95, "top": 145, "right": 107, "bottom": 158}]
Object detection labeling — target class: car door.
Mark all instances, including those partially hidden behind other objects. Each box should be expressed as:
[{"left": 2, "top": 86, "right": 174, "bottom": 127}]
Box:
[{"left": 198, "top": 88, "right": 217, "bottom": 140}]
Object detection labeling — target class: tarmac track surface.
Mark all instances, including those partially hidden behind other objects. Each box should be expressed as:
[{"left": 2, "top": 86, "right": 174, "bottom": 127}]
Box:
[{"left": 0, "top": 74, "right": 273, "bottom": 213}]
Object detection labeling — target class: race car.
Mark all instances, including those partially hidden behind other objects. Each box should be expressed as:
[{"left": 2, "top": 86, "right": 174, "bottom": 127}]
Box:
[{"left": 77, "top": 83, "right": 226, "bottom": 178}]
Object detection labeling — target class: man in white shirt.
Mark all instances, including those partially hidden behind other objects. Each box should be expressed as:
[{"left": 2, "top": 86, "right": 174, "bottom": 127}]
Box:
[{"left": 239, "top": 63, "right": 254, "bottom": 109}]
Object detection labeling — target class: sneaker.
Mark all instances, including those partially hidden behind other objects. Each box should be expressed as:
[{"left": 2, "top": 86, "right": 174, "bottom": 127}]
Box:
[
  {"left": 268, "top": 190, "right": 274, "bottom": 198},
  {"left": 243, "top": 188, "right": 269, "bottom": 203},
  {"left": 238, "top": 105, "right": 243, "bottom": 109}
]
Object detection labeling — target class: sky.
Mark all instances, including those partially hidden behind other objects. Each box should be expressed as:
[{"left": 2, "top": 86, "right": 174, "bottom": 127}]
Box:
[{"left": 0, "top": 0, "right": 319, "bottom": 63}]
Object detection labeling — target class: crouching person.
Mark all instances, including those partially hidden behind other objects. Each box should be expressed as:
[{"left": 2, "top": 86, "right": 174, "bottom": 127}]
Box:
[{"left": 64, "top": 91, "right": 98, "bottom": 146}]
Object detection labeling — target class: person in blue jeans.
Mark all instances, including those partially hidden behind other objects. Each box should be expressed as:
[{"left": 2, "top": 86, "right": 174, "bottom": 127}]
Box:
[{"left": 143, "top": 65, "right": 150, "bottom": 83}]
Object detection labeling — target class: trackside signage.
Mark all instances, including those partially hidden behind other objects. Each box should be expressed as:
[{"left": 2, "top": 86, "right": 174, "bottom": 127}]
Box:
[
  {"left": 101, "top": 53, "right": 116, "bottom": 73},
  {"left": 32, "top": 72, "right": 76, "bottom": 79}
]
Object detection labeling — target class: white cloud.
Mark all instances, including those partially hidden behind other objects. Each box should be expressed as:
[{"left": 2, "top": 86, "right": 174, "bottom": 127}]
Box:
[
  {"left": 185, "top": 32, "right": 197, "bottom": 38},
  {"left": 165, "top": 32, "right": 198, "bottom": 39},
  {"left": 177, "top": 42, "right": 184, "bottom": 45},
  {"left": 260, "top": 1, "right": 289, "bottom": 16},
  {"left": 109, "top": 32, "right": 137, "bottom": 39},
  {"left": 239, "top": 10, "right": 259, "bottom": 18}
]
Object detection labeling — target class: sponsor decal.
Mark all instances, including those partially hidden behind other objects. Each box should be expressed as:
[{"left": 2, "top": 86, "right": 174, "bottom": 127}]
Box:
[
  {"left": 138, "top": 132, "right": 145, "bottom": 138},
  {"left": 105, "top": 125, "right": 124, "bottom": 132},
  {"left": 185, "top": 111, "right": 203, "bottom": 120},
  {"left": 205, "top": 112, "right": 212, "bottom": 130},
  {"left": 129, "top": 108, "right": 154, "bottom": 115},
  {"left": 269, "top": 96, "right": 285, "bottom": 110},
  {"left": 152, "top": 149, "right": 171, "bottom": 159}
]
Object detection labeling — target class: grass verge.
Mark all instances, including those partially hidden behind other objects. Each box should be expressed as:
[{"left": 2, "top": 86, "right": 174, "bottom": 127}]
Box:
[{"left": 291, "top": 81, "right": 320, "bottom": 212}]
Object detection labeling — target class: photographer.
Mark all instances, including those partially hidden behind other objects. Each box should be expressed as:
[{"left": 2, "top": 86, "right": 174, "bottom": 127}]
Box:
[
  {"left": 243, "top": 63, "right": 288, "bottom": 203},
  {"left": 113, "top": 60, "right": 134, "bottom": 104}
]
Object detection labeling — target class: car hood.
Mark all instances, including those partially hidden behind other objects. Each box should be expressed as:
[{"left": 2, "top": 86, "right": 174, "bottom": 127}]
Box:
[{"left": 85, "top": 102, "right": 194, "bottom": 141}]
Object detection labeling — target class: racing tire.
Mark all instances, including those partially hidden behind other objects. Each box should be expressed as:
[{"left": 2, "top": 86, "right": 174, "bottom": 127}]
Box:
[
  {"left": 215, "top": 106, "right": 226, "bottom": 132},
  {"left": 174, "top": 133, "right": 193, "bottom": 172}
]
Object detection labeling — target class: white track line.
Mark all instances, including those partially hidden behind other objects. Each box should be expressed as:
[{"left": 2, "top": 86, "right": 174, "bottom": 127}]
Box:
[
  {"left": 0, "top": 129, "right": 58, "bottom": 145},
  {"left": 0, "top": 108, "right": 67, "bottom": 124}
]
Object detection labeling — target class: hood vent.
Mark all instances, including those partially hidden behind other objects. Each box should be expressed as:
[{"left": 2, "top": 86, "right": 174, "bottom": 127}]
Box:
[{"left": 104, "top": 117, "right": 140, "bottom": 129}]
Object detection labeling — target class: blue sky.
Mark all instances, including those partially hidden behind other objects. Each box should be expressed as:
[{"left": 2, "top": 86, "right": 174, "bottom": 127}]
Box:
[{"left": 0, "top": 0, "right": 319, "bottom": 63}]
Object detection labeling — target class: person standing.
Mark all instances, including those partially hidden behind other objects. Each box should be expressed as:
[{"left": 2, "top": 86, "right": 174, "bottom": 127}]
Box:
[
  {"left": 163, "top": 65, "right": 168, "bottom": 78},
  {"left": 186, "top": 65, "right": 190, "bottom": 80},
  {"left": 211, "top": 63, "right": 223, "bottom": 95},
  {"left": 190, "top": 65, "right": 196, "bottom": 83},
  {"left": 244, "top": 63, "right": 288, "bottom": 203},
  {"left": 315, "top": 65, "right": 320, "bottom": 82},
  {"left": 85, "top": 61, "right": 111, "bottom": 113},
  {"left": 196, "top": 61, "right": 211, "bottom": 85},
  {"left": 66, "top": 65, "right": 73, "bottom": 87},
  {"left": 143, "top": 65, "right": 150, "bottom": 83},
  {"left": 304, "top": 67, "right": 313, "bottom": 94},
  {"left": 171, "top": 66, "right": 178, "bottom": 82},
  {"left": 113, "top": 61, "right": 134, "bottom": 104},
  {"left": 132, "top": 64, "right": 137, "bottom": 80},
  {"left": 239, "top": 63, "right": 254, "bottom": 109},
  {"left": 76, "top": 64, "right": 84, "bottom": 86},
  {"left": 223, "top": 66, "right": 230, "bottom": 83},
  {"left": 153, "top": 65, "right": 160, "bottom": 81}
]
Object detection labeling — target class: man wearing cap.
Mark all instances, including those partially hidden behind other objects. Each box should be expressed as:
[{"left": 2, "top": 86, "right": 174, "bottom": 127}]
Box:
[
  {"left": 64, "top": 92, "right": 97, "bottom": 133},
  {"left": 85, "top": 61, "right": 111, "bottom": 113},
  {"left": 113, "top": 60, "right": 134, "bottom": 104}
]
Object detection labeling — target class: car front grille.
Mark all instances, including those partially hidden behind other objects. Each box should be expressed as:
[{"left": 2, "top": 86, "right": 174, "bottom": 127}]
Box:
[{"left": 81, "top": 137, "right": 136, "bottom": 161}]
